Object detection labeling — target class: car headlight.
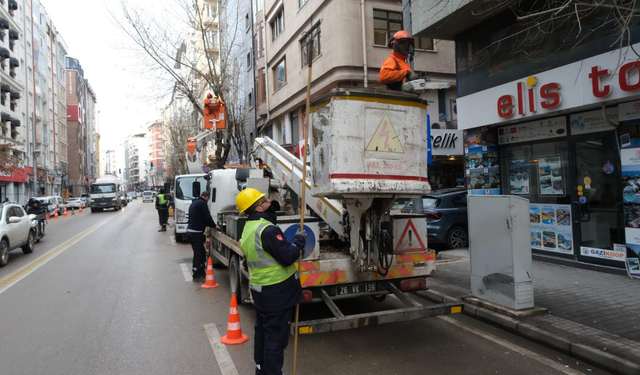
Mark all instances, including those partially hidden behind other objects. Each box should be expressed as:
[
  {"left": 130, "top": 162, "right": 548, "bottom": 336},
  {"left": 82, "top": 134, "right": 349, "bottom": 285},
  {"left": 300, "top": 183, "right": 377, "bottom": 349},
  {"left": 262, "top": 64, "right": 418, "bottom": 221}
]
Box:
[{"left": 176, "top": 208, "right": 186, "bottom": 222}]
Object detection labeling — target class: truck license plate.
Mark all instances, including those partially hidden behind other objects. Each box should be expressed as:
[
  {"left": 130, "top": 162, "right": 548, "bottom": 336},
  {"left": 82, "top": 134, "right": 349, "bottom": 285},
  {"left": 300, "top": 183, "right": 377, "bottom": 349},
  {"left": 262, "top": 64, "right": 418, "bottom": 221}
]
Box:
[{"left": 336, "top": 283, "right": 376, "bottom": 296}]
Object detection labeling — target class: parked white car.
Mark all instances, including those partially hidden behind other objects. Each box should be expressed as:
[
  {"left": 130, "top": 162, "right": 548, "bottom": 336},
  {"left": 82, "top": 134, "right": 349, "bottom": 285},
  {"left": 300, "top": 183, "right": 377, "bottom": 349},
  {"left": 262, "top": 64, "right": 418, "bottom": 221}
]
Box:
[
  {"left": 0, "top": 203, "right": 36, "bottom": 267},
  {"left": 66, "top": 198, "right": 83, "bottom": 209}
]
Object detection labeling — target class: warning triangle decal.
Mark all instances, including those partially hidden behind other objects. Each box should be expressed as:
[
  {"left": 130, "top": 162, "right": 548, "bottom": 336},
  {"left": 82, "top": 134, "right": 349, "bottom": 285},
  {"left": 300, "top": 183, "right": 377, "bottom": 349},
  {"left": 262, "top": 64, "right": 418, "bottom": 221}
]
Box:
[
  {"left": 366, "top": 113, "right": 404, "bottom": 153},
  {"left": 395, "top": 219, "right": 426, "bottom": 253}
]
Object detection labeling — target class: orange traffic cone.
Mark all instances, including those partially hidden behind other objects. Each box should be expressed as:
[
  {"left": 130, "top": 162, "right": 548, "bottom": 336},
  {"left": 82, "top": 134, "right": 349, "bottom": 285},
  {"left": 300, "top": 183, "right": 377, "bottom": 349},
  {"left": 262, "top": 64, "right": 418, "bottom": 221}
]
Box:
[
  {"left": 63, "top": 206, "right": 68, "bottom": 217},
  {"left": 201, "top": 257, "right": 219, "bottom": 289},
  {"left": 79, "top": 203, "right": 83, "bottom": 213},
  {"left": 46, "top": 210, "right": 50, "bottom": 221},
  {"left": 54, "top": 208, "right": 58, "bottom": 219},
  {"left": 220, "top": 293, "right": 249, "bottom": 345}
]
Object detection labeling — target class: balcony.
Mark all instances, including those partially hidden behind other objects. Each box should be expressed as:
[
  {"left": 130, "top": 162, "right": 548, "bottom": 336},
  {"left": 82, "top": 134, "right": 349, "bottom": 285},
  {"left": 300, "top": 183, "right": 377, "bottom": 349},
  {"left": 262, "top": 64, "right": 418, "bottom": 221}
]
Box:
[{"left": 411, "top": 0, "right": 487, "bottom": 39}]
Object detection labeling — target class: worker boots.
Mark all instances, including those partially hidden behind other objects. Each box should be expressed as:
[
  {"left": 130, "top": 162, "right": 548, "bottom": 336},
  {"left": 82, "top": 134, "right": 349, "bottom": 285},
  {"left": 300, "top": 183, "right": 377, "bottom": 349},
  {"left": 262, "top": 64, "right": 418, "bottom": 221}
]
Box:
[{"left": 158, "top": 225, "right": 167, "bottom": 232}]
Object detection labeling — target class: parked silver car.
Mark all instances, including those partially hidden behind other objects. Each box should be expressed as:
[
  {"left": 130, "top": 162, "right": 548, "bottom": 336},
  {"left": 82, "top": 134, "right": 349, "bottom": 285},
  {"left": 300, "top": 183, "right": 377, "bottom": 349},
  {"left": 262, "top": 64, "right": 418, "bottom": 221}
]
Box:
[{"left": 0, "top": 203, "right": 36, "bottom": 267}]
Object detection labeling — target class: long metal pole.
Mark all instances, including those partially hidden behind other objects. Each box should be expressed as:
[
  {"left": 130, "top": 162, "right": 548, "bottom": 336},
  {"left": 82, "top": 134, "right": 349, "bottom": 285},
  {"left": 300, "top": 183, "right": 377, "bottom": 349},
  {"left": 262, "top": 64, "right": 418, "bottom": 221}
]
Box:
[
  {"left": 31, "top": 0, "right": 38, "bottom": 196},
  {"left": 292, "top": 34, "right": 313, "bottom": 375}
]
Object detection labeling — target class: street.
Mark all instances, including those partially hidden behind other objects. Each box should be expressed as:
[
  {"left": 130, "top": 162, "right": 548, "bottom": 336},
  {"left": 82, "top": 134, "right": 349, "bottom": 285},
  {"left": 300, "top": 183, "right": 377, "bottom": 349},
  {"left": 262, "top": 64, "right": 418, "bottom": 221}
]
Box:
[{"left": 0, "top": 201, "right": 612, "bottom": 375}]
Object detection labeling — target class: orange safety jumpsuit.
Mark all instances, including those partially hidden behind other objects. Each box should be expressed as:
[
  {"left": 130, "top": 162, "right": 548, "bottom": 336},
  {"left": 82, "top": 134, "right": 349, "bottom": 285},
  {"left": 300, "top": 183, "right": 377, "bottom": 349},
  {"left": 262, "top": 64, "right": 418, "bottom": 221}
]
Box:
[{"left": 379, "top": 51, "right": 412, "bottom": 90}]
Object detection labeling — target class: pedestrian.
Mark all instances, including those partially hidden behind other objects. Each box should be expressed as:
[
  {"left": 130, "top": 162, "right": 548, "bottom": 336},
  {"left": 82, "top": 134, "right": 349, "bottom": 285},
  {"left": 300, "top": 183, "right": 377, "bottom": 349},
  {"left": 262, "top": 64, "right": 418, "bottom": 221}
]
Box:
[
  {"left": 155, "top": 188, "right": 170, "bottom": 232},
  {"left": 235, "top": 188, "right": 308, "bottom": 375},
  {"left": 187, "top": 191, "right": 219, "bottom": 282},
  {"left": 378, "top": 30, "right": 420, "bottom": 90}
]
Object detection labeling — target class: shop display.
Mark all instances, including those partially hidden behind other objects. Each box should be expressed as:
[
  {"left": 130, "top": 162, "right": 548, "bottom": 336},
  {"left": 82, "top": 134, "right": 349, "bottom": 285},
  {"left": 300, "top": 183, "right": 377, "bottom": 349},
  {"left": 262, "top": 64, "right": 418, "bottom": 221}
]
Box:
[
  {"left": 464, "top": 129, "right": 501, "bottom": 195},
  {"left": 530, "top": 203, "right": 573, "bottom": 254},
  {"left": 621, "top": 147, "right": 640, "bottom": 275},
  {"left": 538, "top": 155, "right": 564, "bottom": 196},
  {"left": 508, "top": 158, "right": 529, "bottom": 195}
]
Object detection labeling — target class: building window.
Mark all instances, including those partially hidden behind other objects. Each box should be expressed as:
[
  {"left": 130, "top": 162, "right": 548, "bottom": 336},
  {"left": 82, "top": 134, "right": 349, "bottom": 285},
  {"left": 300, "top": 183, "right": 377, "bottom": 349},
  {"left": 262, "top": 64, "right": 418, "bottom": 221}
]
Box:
[
  {"left": 301, "top": 24, "right": 320, "bottom": 68},
  {"left": 248, "top": 92, "right": 253, "bottom": 108},
  {"left": 273, "top": 57, "right": 286, "bottom": 91},
  {"left": 245, "top": 13, "right": 250, "bottom": 30},
  {"left": 247, "top": 52, "right": 251, "bottom": 70},
  {"left": 373, "top": 9, "right": 434, "bottom": 50},
  {"left": 270, "top": 9, "right": 284, "bottom": 41},
  {"left": 254, "top": 22, "right": 264, "bottom": 58},
  {"left": 299, "top": 0, "right": 308, "bottom": 8}
]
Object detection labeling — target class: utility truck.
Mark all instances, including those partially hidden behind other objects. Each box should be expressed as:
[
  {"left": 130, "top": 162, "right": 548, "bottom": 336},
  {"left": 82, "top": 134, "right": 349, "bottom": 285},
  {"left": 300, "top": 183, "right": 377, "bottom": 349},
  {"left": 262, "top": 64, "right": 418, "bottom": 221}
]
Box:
[
  {"left": 89, "top": 174, "right": 124, "bottom": 212},
  {"left": 173, "top": 173, "right": 208, "bottom": 242},
  {"left": 203, "top": 89, "right": 461, "bottom": 334}
]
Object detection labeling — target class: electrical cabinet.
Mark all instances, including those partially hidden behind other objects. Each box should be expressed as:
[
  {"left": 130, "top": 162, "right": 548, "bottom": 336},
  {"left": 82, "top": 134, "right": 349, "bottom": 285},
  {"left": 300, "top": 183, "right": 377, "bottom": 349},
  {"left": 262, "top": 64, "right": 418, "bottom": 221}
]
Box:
[{"left": 468, "top": 195, "right": 534, "bottom": 310}]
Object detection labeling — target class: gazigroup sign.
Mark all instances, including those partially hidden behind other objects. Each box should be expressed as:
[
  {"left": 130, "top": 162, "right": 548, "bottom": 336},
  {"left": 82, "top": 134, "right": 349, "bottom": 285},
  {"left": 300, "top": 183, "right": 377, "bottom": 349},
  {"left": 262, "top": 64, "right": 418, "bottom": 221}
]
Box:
[{"left": 458, "top": 43, "right": 640, "bottom": 129}]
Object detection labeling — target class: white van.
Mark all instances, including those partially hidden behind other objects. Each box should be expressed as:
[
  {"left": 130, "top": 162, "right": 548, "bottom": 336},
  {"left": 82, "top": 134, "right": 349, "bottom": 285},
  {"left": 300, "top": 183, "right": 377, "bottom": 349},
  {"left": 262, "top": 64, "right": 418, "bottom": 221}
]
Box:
[{"left": 142, "top": 191, "right": 154, "bottom": 203}]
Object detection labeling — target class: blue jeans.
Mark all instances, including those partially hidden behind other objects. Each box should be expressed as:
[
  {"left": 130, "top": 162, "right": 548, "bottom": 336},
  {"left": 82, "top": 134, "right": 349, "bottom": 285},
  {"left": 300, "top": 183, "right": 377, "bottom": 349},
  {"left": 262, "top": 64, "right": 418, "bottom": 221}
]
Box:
[{"left": 254, "top": 308, "right": 292, "bottom": 375}]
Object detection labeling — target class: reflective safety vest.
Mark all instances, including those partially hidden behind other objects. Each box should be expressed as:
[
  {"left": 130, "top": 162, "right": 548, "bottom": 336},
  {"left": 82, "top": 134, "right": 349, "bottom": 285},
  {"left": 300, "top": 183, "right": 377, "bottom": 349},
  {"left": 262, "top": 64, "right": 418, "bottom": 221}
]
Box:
[
  {"left": 241, "top": 218, "right": 297, "bottom": 286},
  {"left": 158, "top": 194, "right": 168, "bottom": 209}
]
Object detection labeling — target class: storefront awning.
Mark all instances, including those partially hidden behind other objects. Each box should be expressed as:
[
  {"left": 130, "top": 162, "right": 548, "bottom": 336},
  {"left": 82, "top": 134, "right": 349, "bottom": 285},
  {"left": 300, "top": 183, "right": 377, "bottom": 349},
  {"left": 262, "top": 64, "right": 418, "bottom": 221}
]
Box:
[
  {"left": 9, "top": 0, "right": 18, "bottom": 11},
  {"left": 9, "top": 57, "right": 19, "bottom": 67},
  {"left": 1, "top": 112, "right": 11, "bottom": 122},
  {"left": 0, "top": 18, "right": 9, "bottom": 30},
  {"left": 10, "top": 91, "right": 20, "bottom": 100},
  {"left": 10, "top": 118, "right": 20, "bottom": 126},
  {"left": 8, "top": 29, "right": 18, "bottom": 41},
  {"left": 0, "top": 48, "right": 10, "bottom": 59},
  {"left": 0, "top": 84, "right": 10, "bottom": 93}
]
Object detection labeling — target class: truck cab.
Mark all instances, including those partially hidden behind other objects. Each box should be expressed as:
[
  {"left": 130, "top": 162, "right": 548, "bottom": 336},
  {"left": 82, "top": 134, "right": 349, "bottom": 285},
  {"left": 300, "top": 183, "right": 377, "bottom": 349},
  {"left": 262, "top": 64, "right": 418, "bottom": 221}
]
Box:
[
  {"left": 173, "top": 173, "right": 208, "bottom": 241},
  {"left": 89, "top": 174, "right": 123, "bottom": 212}
]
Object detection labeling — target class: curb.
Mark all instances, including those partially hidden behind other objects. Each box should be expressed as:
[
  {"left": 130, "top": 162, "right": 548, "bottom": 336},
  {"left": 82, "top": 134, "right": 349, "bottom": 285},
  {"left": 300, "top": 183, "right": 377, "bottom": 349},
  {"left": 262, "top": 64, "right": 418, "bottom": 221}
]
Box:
[{"left": 420, "top": 289, "right": 640, "bottom": 375}]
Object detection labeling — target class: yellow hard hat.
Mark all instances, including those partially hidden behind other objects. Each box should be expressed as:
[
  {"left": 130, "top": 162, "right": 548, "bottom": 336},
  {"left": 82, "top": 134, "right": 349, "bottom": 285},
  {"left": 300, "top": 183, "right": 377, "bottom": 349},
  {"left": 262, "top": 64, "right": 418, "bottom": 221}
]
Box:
[{"left": 236, "top": 188, "right": 265, "bottom": 214}]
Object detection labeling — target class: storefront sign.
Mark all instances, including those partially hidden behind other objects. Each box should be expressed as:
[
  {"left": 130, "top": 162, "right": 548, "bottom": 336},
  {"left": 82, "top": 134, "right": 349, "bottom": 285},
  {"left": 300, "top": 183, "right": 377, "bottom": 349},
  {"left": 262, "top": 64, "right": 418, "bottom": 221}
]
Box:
[
  {"left": 498, "top": 117, "right": 566, "bottom": 145},
  {"left": 619, "top": 100, "right": 640, "bottom": 121},
  {"left": 569, "top": 108, "right": 618, "bottom": 135},
  {"left": 530, "top": 203, "right": 573, "bottom": 255},
  {"left": 430, "top": 129, "right": 463, "bottom": 155},
  {"left": 458, "top": 42, "right": 640, "bottom": 129},
  {"left": 580, "top": 245, "right": 626, "bottom": 262}
]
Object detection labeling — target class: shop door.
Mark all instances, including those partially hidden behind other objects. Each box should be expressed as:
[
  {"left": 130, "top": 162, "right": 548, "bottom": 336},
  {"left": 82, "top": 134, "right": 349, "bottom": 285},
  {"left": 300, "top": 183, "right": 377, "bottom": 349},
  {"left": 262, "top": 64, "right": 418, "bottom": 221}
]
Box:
[{"left": 571, "top": 132, "right": 624, "bottom": 265}]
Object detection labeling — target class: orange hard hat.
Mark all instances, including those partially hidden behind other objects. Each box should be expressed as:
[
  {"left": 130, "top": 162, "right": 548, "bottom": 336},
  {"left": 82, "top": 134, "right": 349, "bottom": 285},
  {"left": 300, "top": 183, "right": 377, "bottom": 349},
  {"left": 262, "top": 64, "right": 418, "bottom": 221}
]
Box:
[{"left": 388, "top": 30, "right": 412, "bottom": 47}]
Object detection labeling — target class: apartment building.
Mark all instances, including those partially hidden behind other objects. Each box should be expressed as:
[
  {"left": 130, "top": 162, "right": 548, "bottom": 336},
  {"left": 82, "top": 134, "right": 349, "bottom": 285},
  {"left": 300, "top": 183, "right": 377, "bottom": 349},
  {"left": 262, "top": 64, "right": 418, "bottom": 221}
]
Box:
[
  {"left": 147, "top": 120, "right": 166, "bottom": 188},
  {"left": 66, "top": 57, "right": 96, "bottom": 197},
  {"left": 125, "top": 132, "right": 148, "bottom": 191},
  {"left": 249, "top": 0, "right": 457, "bottom": 154}
]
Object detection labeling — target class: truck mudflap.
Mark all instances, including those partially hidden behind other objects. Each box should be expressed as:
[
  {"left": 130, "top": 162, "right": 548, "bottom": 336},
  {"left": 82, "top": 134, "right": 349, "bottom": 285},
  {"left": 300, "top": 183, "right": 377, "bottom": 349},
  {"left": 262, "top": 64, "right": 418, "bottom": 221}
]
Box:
[{"left": 292, "top": 283, "right": 462, "bottom": 335}]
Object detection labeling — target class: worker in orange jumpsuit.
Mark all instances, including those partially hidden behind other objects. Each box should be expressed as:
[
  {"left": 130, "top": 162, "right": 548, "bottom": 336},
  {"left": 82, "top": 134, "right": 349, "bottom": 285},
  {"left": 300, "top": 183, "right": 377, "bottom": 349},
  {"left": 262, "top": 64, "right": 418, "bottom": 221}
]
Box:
[{"left": 378, "top": 30, "right": 420, "bottom": 90}]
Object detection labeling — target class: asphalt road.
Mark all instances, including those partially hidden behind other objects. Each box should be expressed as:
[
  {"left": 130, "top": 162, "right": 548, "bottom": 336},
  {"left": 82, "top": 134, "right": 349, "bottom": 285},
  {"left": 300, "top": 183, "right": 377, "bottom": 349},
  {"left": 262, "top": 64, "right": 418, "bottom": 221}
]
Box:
[{"left": 0, "top": 200, "right": 612, "bottom": 375}]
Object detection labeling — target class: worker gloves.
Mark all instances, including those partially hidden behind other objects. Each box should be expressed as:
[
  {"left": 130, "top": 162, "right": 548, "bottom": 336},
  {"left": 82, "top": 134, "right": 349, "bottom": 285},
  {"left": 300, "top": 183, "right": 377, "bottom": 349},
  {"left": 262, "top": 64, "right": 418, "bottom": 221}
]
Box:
[
  {"left": 406, "top": 71, "right": 420, "bottom": 82},
  {"left": 295, "top": 229, "right": 307, "bottom": 240}
]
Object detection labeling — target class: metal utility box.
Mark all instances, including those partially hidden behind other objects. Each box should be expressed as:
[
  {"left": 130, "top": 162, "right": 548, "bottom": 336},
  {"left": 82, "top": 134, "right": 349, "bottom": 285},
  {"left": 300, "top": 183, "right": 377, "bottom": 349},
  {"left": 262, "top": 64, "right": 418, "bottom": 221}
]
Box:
[
  {"left": 310, "top": 89, "right": 430, "bottom": 199},
  {"left": 468, "top": 195, "right": 534, "bottom": 310}
]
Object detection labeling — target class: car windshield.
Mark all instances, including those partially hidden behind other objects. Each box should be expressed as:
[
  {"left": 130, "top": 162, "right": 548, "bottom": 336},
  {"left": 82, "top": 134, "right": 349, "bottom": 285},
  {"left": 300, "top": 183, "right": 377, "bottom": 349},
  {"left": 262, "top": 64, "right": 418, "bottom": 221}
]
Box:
[
  {"left": 91, "top": 184, "right": 116, "bottom": 193},
  {"left": 175, "top": 176, "right": 207, "bottom": 200}
]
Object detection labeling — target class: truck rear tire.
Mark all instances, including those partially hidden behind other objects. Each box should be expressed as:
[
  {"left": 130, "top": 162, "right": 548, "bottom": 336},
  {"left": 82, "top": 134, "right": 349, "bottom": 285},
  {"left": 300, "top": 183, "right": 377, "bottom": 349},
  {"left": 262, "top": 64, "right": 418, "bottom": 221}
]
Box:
[{"left": 229, "top": 254, "right": 247, "bottom": 305}]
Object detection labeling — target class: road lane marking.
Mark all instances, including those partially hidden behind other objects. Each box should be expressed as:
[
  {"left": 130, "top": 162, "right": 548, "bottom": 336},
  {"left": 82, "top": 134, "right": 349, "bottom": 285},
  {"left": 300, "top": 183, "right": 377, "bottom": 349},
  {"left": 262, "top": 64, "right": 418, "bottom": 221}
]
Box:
[
  {"left": 0, "top": 217, "right": 114, "bottom": 295},
  {"left": 180, "top": 263, "right": 192, "bottom": 281},
  {"left": 439, "top": 316, "right": 586, "bottom": 375},
  {"left": 204, "top": 323, "right": 240, "bottom": 375}
]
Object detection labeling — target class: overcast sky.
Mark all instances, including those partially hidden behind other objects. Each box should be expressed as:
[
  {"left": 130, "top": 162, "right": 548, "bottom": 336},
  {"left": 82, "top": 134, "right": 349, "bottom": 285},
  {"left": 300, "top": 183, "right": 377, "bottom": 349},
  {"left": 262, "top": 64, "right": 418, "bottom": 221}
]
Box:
[{"left": 40, "top": 0, "right": 172, "bottom": 152}]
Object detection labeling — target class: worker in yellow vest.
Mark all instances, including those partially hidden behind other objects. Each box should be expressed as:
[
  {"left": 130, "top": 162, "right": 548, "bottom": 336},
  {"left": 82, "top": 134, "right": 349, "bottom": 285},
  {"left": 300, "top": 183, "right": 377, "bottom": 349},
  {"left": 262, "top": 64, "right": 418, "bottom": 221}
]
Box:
[
  {"left": 155, "top": 188, "right": 170, "bottom": 232},
  {"left": 236, "top": 188, "right": 308, "bottom": 375}
]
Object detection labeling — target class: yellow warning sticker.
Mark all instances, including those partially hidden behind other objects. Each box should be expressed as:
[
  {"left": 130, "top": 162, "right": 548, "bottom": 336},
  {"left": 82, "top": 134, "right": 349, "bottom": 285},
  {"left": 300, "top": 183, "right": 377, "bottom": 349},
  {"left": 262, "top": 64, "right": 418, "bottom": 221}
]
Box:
[{"left": 366, "top": 113, "right": 404, "bottom": 153}]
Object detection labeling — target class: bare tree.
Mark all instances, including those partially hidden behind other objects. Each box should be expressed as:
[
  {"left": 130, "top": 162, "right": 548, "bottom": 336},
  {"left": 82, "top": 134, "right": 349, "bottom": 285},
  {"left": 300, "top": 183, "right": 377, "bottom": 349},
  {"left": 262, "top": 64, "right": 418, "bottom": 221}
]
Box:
[
  {"left": 0, "top": 131, "right": 23, "bottom": 176},
  {"left": 113, "top": 0, "right": 248, "bottom": 169},
  {"left": 165, "top": 98, "right": 200, "bottom": 178}
]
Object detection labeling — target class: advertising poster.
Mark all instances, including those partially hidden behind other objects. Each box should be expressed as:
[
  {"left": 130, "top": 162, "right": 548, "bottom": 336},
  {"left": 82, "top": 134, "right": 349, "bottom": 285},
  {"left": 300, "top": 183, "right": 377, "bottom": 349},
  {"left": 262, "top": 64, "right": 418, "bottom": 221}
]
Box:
[
  {"left": 621, "top": 147, "right": 640, "bottom": 276},
  {"left": 508, "top": 159, "right": 530, "bottom": 195},
  {"left": 530, "top": 203, "right": 573, "bottom": 254},
  {"left": 538, "top": 155, "right": 564, "bottom": 196},
  {"left": 464, "top": 129, "right": 500, "bottom": 195}
]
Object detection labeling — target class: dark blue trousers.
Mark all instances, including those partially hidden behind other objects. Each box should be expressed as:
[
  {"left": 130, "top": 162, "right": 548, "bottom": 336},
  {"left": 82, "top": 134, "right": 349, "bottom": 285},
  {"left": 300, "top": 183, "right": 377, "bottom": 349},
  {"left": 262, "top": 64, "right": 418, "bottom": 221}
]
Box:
[{"left": 254, "top": 308, "right": 292, "bottom": 375}]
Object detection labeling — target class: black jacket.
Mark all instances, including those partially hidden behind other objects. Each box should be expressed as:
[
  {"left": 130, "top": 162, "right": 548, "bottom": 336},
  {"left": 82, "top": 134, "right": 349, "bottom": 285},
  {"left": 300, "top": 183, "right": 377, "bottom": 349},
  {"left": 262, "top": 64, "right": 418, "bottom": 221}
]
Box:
[
  {"left": 246, "top": 212, "right": 306, "bottom": 314},
  {"left": 187, "top": 197, "right": 216, "bottom": 232}
]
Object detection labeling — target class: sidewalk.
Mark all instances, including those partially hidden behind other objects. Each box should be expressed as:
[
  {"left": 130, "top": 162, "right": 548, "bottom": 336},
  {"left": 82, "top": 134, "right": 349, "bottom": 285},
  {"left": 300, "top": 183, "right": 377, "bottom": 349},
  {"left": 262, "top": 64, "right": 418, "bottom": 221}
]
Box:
[{"left": 428, "top": 249, "right": 640, "bottom": 375}]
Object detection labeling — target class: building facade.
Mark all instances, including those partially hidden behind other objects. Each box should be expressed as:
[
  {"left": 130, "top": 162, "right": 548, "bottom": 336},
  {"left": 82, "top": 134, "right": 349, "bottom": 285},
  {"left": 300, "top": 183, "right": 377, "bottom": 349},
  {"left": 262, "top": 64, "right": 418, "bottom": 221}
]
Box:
[
  {"left": 413, "top": 0, "right": 640, "bottom": 273},
  {"left": 147, "top": 120, "right": 166, "bottom": 188},
  {"left": 247, "top": 0, "right": 457, "bottom": 174},
  {"left": 65, "top": 57, "right": 96, "bottom": 197}
]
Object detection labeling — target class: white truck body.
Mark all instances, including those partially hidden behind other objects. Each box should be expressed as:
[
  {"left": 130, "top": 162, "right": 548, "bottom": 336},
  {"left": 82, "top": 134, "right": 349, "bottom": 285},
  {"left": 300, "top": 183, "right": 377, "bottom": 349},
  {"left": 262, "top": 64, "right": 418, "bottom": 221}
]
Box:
[{"left": 89, "top": 174, "right": 124, "bottom": 212}]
